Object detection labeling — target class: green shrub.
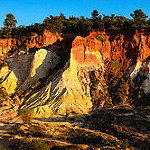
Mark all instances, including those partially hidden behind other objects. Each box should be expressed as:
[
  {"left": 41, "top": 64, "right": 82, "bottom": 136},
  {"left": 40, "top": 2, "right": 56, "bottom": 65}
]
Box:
[
  {"left": 20, "top": 109, "right": 34, "bottom": 124},
  {"left": 121, "top": 139, "right": 130, "bottom": 149},
  {"left": 110, "top": 60, "right": 120, "bottom": 76},
  {"left": 27, "top": 139, "right": 50, "bottom": 150},
  {"left": 96, "top": 33, "right": 106, "bottom": 43},
  {"left": 108, "top": 60, "right": 127, "bottom": 105}
]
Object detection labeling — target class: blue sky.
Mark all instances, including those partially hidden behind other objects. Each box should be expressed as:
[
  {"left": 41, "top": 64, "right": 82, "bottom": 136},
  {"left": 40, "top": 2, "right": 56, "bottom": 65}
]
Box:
[{"left": 0, "top": 0, "right": 150, "bottom": 27}]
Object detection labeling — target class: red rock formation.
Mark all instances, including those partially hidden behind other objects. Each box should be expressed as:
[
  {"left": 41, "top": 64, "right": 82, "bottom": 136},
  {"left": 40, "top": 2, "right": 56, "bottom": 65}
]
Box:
[
  {"left": 0, "top": 29, "right": 150, "bottom": 110},
  {"left": 71, "top": 29, "right": 150, "bottom": 106},
  {"left": 72, "top": 34, "right": 103, "bottom": 65},
  {"left": 0, "top": 31, "right": 62, "bottom": 59},
  {"left": 72, "top": 29, "right": 150, "bottom": 70}
]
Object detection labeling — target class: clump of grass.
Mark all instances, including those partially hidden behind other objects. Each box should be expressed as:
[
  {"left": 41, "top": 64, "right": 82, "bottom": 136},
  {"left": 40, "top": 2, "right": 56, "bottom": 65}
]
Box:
[
  {"left": 9, "top": 138, "right": 50, "bottom": 150},
  {"left": 27, "top": 139, "right": 50, "bottom": 150},
  {"left": 20, "top": 108, "right": 34, "bottom": 124}
]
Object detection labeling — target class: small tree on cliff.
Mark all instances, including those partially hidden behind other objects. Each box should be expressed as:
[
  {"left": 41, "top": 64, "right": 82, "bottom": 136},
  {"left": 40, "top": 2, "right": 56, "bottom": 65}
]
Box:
[
  {"left": 92, "top": 9, "right": 99, "bottom": 19},
  {"left": 130, "top": 9, "right": 148, "bottom": 28},
  {"left": 91, "top": 9, "right": 104, "bottom": 29},
  {"left": 3, "top": 13, "right": 17, "bottom": 38}
]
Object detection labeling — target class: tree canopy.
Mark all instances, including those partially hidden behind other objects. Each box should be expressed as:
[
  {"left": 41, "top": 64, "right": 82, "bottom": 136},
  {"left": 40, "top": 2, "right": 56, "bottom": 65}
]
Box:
[
  {"left": 130, "top": 9, "right": 148, "bottom": 28},
  {"left": 3, "top": 13, "right": 17, "bottom": 29},
  {"left": 0, "top": 9, "right": 150, "bottom": 39},
  {"left": 92, "top": 9, "right": 99, "bottom": 19},
  {"left": 2, "top": 13, "right": 17, "bottom": 38}
]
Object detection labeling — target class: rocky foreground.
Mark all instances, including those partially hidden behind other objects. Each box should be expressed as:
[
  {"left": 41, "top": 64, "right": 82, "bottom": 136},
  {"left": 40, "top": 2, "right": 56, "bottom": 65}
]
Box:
[
  {"left": 0, "top": 108, "right": 149, "bottom": 149},
  {"left": 0, "top": 29, "right": 150, "bottom": 149}
]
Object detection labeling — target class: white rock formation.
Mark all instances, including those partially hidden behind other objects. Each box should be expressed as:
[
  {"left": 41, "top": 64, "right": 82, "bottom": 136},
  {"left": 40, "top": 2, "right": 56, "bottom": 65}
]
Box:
[
  {"left": 129, "top": 59, "right": 150, "bottom": 95},
  {"left": 21, "top": 49, "right": 96, "bottom": 117},
  {"left": 1, "top": 53, "right": 34, "bottom": 94},
  {"left": 0, "top": 49, "right": 60, "bottom": 94},
  {"left": 18, "top": 49, "right": 60, "bottom": 91},
  {"left": 142, "top": 62, "right": 150, "bottom": 94}
]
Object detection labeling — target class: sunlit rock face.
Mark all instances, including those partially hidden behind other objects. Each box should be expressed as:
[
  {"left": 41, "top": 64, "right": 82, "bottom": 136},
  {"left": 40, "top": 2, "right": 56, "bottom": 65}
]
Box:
[
  {"left": 1, "top": 53, "right": 34, "bottom": 94},
  {"left": 18, "top": 49, "right": 60, "bottom": 91},
  {"left": 21, "top": 30, "right": 150, "bottom": 117},
  {"left": 21, "top": 36, "right": 105, "bottom": 117},
  {"left": 21, "top": 49, "right": 94, "bottom": 117},
  {"left": 0, "top": 39, "right": 12, "bottom": 56},
  {"left": 1, "top": 29, "right": 150, "bottom": 117},
  {"left": 0, "top": 30, "right": 62, "bottom": 59},
  {"left": 142, "top": 62, "right": 150, "bottom": 94},
  {"left": 0, "top": 49, "right": 60, "bottom": 94}
]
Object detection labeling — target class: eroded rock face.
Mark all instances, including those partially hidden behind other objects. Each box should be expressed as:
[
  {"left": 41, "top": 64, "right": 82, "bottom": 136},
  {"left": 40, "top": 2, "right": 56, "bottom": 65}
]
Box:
[
  {"left": 21, "top": 33, "right": 113, "bottom": 117},
  {"left": 79, "top": 30, "right": 150, "bottom": 103},
  {"left": 0, "top": 39, "right": 12, "bottom": 56},
  {"left": 21, "top": 49, "right": 94, "bottom": 117},
  {"left": 20, "top": 30, "right": 150, "bottom": 117},
  {"left": 18, "top": 49, "right": 60, "bottom": 91},
  {"left": 1, "top": 53, "right": 34, "bottom": 94},
  {"left": 129, "top": 58, "right": 150, "bottom": 101},
  {"left": 0, "top": 31, "right": 62, "bottom": 58},
  {"left": 1, "top": 29, "right": 150, "bottom": 117},
  {"left": 0, "top": 49, "right": 60, "bottom": 94}
]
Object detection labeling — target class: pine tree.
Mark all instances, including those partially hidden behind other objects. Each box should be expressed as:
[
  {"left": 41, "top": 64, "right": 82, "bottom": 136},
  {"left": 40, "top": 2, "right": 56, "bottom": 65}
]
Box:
[
  {"left": 3, "top": 13, "right": 17, "bottom": 38},
  {"left": 92, "top": 9, "right": 99, "bottom": 19},
  {"left": 130, "top": 9, "right": 148, "bottom": 28}
]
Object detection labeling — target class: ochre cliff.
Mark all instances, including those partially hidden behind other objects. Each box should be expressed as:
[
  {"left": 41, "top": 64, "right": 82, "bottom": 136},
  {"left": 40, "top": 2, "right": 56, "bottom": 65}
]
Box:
[
  {"left": 0, "top": 49, "right": 60, "bottom": 95},
  {"left": 0, "top": 30, "right": 76, "bottom": 62},
  {"left": 0, "top": 29, "right": 150, "bottom": 117},
  {"left": 0, "top": 31, "right": 61, "bottom": 56}
]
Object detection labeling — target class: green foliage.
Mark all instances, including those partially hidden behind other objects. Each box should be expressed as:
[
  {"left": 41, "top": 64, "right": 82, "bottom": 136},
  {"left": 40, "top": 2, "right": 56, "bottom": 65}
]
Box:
[
  {"left": 43, "top": 15, "right": 65, "bottom": 33},
  {"left": 2, "top": 13, "right": 17, "bottom": 38},
  {"left": 0, "top": 9, "right": 150, "bottom": 39},
  {"left": 90, "top": 71, "right": 113, "bottom": 109},
  {"left": 20, "top": 109, "right": 34, "bottom": 124},
  {"left": 121, "top": 139, "right": 130, "bottom": 149},
  {"left": 110, "top": 78, "right": 126, "bottom": 105},
  {"left": 130, "top": 9, "right": 148, "bottom": 28},
  {"left": 92, "top": 9, "right": 99, "bottom": 19},
  {"left": 96, "top": 33, "right": 106, "bottom": 43},
  {"left": 101, "top": 139, "right": 116, "bottom": 147},
  {"left": 110, "top": 60, "right": 120, "bottom": 76},
  {"left": 108, "top": 60, "right": 127, "bottom": 105},
  {"left": 3, "top": 13, "right": 17, "bottom": 28},
  {"left": 103, "top": 14, "right": 115, "bottom": 29},
  {"left": 93, "top": 15, "right": 104, "bottom": 29},
  {"left": 11, "top": 23, "right": 43, "bottom": 38},
  {"left": 62, "top": 15, "right": 93, "bottom": 33},
  {"left": 114, "top": 15, "right": 133, "bottom": 29},
  {"left": 27, "top": 139, "right": 50, "bottom": 150}
]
